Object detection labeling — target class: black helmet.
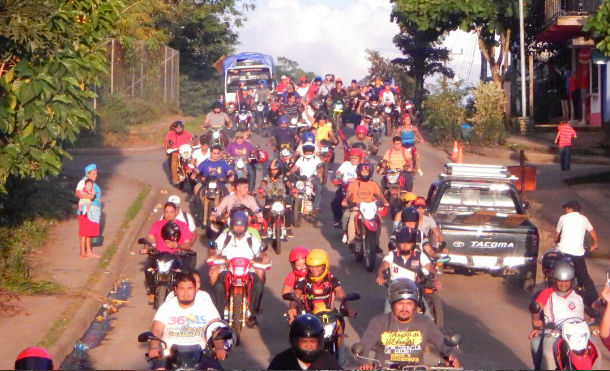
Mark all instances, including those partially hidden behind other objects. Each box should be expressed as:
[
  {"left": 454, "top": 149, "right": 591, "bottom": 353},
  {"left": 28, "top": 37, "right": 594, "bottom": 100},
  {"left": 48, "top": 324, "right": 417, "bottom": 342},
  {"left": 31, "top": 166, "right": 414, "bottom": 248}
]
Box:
[
  {"left": 268, "top": 159, "right": 284, "bottom": 178},
  {"left": 395, "top": 226, "right": 417, "bottom": 243},
  {"left": 289, "top": 314, "right": 324, "bottom": 363},
  {"left": 357, "top": 163, "right": 371, "bottom": 181},
  {"left": 388, "top": 278, "right": 419, "bottom": 305},
  {"left": 351, "top": 142, "right": 367, "bottom": 151},
  {"left": 230, "top": 211, "right": 248, "bottom": 237},
  {"left": 400, "top": 207, "right": 419, "bottom": 223},
  {"left": 541, "top": 250, "right": 566, "bottom": 275},
  {"left": 161, "top": 221, "right": 181, "bottom": 242},
  {"left": 213, "top": 101, "right": 223, "bottom": 110}
]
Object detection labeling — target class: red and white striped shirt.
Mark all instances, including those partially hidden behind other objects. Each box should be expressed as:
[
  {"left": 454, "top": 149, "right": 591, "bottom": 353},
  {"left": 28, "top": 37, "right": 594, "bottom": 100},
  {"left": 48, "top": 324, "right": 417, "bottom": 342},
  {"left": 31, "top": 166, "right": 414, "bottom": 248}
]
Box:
[{"left": 557, "top": 124, "right": 576, "bottom": 148}]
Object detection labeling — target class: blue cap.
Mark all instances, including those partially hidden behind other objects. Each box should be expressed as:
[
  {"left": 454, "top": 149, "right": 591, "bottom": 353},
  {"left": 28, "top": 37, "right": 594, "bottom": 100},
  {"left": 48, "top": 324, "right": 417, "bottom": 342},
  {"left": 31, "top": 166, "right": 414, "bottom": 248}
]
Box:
[{"left": 84, "top": 163, "right": 97, "bottom": 174}]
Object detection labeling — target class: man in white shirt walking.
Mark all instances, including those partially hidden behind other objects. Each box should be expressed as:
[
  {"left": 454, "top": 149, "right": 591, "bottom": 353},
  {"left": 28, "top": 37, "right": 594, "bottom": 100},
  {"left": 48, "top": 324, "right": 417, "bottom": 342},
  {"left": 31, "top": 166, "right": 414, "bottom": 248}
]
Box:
[{"left": 555, "top": 200, "right": 600, "bottom": 307}]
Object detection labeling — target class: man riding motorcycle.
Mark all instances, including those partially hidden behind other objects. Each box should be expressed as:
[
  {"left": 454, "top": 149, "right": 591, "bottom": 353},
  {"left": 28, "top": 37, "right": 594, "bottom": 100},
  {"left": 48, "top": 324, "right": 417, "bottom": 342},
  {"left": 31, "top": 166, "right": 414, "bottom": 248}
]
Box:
[
  {"left": 290, "top": 143, "right": 323, "bottom": 214},
  {"left": 330, "top": 148, "right": 362, "bottom": 228},
  {"left": 165, "top": 120, "right": 193, "bottom": 186},
  {"left": 212, "top": 178, "right": 263, "bottom": 223},
  {"left": 203, "top": 101, "right": 233, "bottom": 132},
  {"left": 359, "top": 279, "right": 460, "bottom": 369},
  {"left": 341, "top": 163, "right": 389, "bottom": 247},
  {"left": 391, "top": 206, "right": 437, "bottom": 260},
  {"left": 142, "top": 202, "right": 194, "bottom": 304},
  {"left": 347, "top": 125, "right": 377, "bottom": 157},
  {"left": 258, "top": 159, "right": 295, "bottom": 238},
  {"left": 287, "top": 248, "right": 355, "bottom": 321},
  {"left": 529, "top": 261, "right": 585, "bottom": 370},
  {"left": 194, "top": 145, "right": 234, "bottom": 196},
  {"left": 147, "top": 272, "right": 230, "bottom": 370},
  {"left": 270, "top": 115, "right": 300, "bottom": 158},
  {"left": 225, "top": 131, "right": 258, "bottom": 192},
  {"left": 280, "top": 92, "right": 302, "bottom": 120},
  {"left": 379, "top": 136, "right": 415, "bottom": 192},
  {"left": 210, "top": 211, "right": 269, "bottom": 327},
  {"left": 268, "top": 314, "right": 342, "bottom": 370}
]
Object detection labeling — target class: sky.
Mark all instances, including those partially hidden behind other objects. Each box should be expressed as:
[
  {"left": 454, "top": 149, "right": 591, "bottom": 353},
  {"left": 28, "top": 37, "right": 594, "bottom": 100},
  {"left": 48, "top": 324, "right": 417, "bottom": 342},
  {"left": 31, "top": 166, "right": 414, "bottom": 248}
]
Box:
[{"left": 237, "top": 0, "right": 485, "bottom": 86}]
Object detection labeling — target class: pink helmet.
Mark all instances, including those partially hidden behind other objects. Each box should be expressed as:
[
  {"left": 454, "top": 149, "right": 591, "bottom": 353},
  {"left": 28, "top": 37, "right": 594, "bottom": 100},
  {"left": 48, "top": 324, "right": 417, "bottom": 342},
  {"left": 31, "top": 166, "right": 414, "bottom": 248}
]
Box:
[{"left": 289, "top": 246, "right": 309, "bottom": 262}]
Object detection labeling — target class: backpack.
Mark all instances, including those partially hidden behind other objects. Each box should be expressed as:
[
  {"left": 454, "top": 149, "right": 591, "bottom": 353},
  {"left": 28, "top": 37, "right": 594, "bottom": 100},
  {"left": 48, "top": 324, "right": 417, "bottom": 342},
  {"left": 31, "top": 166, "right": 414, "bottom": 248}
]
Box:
[{"left": 220, "top": 233, "right": 254, "bottom": 255}]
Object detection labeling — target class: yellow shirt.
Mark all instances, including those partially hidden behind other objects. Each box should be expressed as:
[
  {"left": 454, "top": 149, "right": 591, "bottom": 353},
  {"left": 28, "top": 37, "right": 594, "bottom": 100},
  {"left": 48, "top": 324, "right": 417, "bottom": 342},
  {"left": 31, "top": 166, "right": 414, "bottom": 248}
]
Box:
[
  {"left": 315, "top": 123, "right": 333, "bottom": 142},
  {"left": 383, "top": 147, "right": 412, "bottom": 169}
]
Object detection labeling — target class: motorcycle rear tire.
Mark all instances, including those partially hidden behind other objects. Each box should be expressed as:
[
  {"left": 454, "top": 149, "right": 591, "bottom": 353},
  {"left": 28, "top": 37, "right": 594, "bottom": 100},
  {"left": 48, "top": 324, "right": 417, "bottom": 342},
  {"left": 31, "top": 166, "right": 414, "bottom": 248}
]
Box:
[
  {"left": 385, "top": 118, "right": 391, "bottom": 137},
  {"left": 333, "top": 114, "right": 342, "bottom": 130},
  {"left": 389, "top": 197, "right": 402, "bottom": 219},
  {"left": 154, "top": 285, "right": 169, "bottom": 309},
  {"left": 364, "top": 232, "right": 377, "bottom": 272},
  {"left": 321, "top": 163, "right": 328, "bottom": 185},
  {"left": 293, "top": 199, "right": 302, "bottom": 227},
  {"left": 274, "top": 221, "right": 282, "bottom": 255},
  {"left": 424, "top": 293, "right": 444, "bottom": 329}
]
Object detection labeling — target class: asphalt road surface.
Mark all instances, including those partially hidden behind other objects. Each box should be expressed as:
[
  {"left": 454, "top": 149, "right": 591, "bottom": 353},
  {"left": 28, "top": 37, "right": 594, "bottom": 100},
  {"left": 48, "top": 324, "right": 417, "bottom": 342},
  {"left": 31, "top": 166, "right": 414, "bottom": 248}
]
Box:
[{"left": 62, "top": 125, "right": 601, "bottom": 370}]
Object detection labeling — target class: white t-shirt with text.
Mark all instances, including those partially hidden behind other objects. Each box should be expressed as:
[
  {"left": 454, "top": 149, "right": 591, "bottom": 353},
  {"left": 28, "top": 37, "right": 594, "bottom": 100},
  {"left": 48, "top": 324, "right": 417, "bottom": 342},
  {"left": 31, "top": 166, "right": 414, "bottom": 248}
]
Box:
[{"left": 336, "top": 161, "right": 358, "bottom": 183}]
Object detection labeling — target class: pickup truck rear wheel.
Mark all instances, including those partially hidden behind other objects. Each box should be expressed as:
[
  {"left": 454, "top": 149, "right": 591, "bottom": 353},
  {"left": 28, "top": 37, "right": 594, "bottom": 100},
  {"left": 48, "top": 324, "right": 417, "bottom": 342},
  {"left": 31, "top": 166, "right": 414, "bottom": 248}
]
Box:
[{"left": 518, "top": 264, "right": 537, "bottom": 292}]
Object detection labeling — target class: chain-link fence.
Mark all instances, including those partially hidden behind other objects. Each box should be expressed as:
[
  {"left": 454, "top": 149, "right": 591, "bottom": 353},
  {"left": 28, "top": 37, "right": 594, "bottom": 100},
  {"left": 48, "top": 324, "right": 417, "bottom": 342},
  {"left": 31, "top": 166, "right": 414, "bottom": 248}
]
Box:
[{"left": 97, "top": 39, "right": 179, "bottom": 109}]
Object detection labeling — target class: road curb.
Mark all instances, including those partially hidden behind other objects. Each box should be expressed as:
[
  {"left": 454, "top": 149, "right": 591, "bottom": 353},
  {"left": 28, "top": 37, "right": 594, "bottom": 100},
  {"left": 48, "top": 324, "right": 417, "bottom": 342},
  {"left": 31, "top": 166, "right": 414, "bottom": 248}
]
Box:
[
  {"left": 49, "top": 182, "right": 160, "bottom": 366},
  {"left": 67, "top": 145, "right": 163, "bottom": 156}
]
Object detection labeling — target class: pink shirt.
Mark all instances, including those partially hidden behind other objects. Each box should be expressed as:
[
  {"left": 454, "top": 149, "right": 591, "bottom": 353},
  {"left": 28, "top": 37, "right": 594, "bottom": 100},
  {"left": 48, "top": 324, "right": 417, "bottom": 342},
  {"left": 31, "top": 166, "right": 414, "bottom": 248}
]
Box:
[{"left": 148, "top": 219, "right": 193, "bottom": 253}]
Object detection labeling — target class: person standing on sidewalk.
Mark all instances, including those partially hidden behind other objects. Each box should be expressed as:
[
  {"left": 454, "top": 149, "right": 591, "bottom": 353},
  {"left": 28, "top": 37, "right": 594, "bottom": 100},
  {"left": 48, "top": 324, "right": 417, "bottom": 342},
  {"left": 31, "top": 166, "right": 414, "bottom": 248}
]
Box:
[
  {"left": 75, "top": 164, "right": 102, "bottom": 259},
  {"left": 554, "top": 120, "right": 577, "bottom": 171},
  {"left": 555, "top": 200, "right": 600, "bottom": 307}
]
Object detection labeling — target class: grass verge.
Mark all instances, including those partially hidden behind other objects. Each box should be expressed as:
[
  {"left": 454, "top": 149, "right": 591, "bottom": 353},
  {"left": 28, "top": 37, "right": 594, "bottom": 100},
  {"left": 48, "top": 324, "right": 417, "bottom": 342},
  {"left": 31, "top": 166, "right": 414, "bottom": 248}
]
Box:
[{"left": 38, "top": 184, "right": 151, "bottom": 348}]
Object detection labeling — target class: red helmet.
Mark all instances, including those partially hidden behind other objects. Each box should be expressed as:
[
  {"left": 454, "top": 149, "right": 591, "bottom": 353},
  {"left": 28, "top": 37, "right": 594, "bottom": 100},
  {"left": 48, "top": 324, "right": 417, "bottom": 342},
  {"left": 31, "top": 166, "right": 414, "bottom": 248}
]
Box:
[
  {"left": 15, "top": 347, "right": 53, "bottom": 370},
  {"left": 355, "top": 125, "right": 368, "bottom": 136},
  {"left": 289, "top": 246, "right": 309, "bottom": 262},
  {"left": 377, "top": 206, "right": 388, "bottom": 218},
  {"left": 255, "top": 149, "right": 269, "bottom": 163},
  {"left": 349, "top": 147, "right": 363, "bottom": 158}
]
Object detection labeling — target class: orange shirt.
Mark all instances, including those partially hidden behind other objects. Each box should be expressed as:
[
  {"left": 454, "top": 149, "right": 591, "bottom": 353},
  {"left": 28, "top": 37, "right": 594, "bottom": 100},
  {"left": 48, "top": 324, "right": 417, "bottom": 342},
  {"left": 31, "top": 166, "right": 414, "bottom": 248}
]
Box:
[
  {"left": 165, "top": 130, "right": 192, "bottom": 149},
  {"left": 346, "top": 180, "right": 381, "bottom": 204}
]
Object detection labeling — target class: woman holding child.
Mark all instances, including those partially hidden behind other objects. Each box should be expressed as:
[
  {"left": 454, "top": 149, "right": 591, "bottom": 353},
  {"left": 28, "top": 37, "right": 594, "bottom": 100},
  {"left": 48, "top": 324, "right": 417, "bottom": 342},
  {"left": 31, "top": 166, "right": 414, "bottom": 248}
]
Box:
[{"left": 74, "top": 163, "right": 102, "bottom": 258}]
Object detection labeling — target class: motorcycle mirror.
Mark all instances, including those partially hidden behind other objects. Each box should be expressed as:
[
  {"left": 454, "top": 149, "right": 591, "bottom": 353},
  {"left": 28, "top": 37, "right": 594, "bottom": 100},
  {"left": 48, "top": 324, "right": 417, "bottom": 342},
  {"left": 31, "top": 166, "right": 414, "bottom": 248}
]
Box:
[
  {"left": 351, "top": 342, "right": 365, "bottom": 357},
  {"left": 529, "top": 301, "right": 541, "bottom": 313},
  {"left": 444, "top": 334, "right": 461, "bottom": 347},
  {"left": 281, "top": 292, "right": 298, "bottom": 302},
  {"left": 138, "top": 331, "right": 155, "bottom": 343},
  {"left": 345, "top": 292, "right": 361, "bottom": 301},
  {"left": 137, "top": 238, "right": 149, "bottom": 245}
]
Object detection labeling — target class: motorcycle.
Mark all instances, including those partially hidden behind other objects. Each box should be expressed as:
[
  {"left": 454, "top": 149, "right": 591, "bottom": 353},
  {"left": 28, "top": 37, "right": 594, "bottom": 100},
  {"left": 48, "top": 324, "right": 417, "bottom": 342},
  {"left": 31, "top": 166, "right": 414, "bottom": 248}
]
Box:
[
  {"left": 331, "top": 100, "right": 345, "bottom": 130},
  {"left": 382, "top": 168, "right": 405, "bottom": 218},
  {"left": 137, "top": 319, "right": 236, "bottom": 370},
  {"left": 235, "top": 110, "right": 252, "bottom": 132},
  {"left": 264, "top": 195, "right": 288, "bottom": 255},
  {"left": 319, "top": 139, "right": 335, "bottom": 185},
  {"left": 282, "top": 291, "right": 360, "bottom": 360},
  {"left": 292, "top": 175, "right": 317, "bottom": 227},
  {"left": 383, "top": 104, "right": 396, "bottom": 137},
  {"left": 368, "top": 116, "right": 385, "bottom": 149},
  {"left": 351, "top": 334, "right": 462, "bottom": 370},
  {"left": 350, "top": 201, "right": 385, "bottom": 272},
  {"left": 253, "top": 102, "right": 268, "bottom": 132},
  {"left": 529, "top": 302, "right": 599, "bottom": 370},
  {"left": 209, "top": 127, "right": 229, "bottom": 149},
  {"left": 207, "top": 251, "right": 271, "bottom": 342},
  {"left": 228, "top": 155, "right": 252, "bottom": 181},
  {"left": 199, "top": 176, "right": 223, "bottom": 237},
  {"left": 137, "top": 238, "right": 196, "bottom": 309}
]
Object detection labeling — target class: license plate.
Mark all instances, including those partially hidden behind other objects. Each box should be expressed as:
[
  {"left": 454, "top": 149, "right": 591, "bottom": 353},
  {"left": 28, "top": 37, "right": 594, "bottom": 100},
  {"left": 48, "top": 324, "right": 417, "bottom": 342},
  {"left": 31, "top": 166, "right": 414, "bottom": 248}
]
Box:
[
  {"left": 321, "top": 147, "right": 329, "bottom": 153},
  {"left": 208, "top": 182, "right": 217, "bottom": 189},
  {"left": 472, "top": 256, "right": 498, "bottom": 268}
]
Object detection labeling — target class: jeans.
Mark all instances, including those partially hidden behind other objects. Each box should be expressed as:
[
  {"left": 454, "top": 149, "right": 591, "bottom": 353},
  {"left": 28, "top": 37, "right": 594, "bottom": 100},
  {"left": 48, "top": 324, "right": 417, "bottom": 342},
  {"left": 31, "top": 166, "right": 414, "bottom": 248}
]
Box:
[
  {"left": 311, "top": 177, "right": 322, "bottom": 210},
  {"left": 214, "top": 271, "right": 264, "bottom": 318},
  {"left": 559, "top": 146, "right": 572, "bottom": 171},
  {"left": 530, "top": 332, "right": 557, "bottom": 370},
  {"left": 331, "top": 188, "right": 346, "bottom": 223},
  {"left": 246, "top": 163, "right": 256, "bottom": 192},
  {"left": 565, "top": 253, "right": 598, "bottom": 306}
]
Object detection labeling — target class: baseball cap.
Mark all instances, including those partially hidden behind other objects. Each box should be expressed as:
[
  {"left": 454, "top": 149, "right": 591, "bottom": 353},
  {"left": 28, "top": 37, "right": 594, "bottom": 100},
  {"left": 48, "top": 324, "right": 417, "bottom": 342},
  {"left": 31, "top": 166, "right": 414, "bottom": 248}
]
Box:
[
  {"left": 562, "top": 200, "right": 581, "bottom": 211},
  {"left": 413, "top": 197, "right": 426, "bottom": 207},
  {"left": 281, "top": 75, "right": 288, "bottom": 80},
  {"left": 299, "top": 76, "right": 307, "bottom": 82},
  {"left": 168, "top": 195, "right": 181, "bottom": 206},
  {"left": 235, "top": 131, "right": 245, "bottom": 138},
  {"left": 351, "top": 79, "right": 357, "bottom": 84}
]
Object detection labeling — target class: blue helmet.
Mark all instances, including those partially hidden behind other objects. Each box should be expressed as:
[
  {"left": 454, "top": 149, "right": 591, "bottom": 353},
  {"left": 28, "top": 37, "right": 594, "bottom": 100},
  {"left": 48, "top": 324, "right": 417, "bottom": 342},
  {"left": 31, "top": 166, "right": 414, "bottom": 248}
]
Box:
[
  {"left": 230, "top": 211, "right": 248, "bottom": 236},
  {"left": 302, "top": 131, "right": 316, "bottom": 144},
  {"left": 314, "top": 76, "right": 322, "bottom": 83},
  {"left": 258, "top": 80, "right": 267, "bottom": 87},
  {"left": 278, "top": 115, "right": 290, "bottom": 125}
]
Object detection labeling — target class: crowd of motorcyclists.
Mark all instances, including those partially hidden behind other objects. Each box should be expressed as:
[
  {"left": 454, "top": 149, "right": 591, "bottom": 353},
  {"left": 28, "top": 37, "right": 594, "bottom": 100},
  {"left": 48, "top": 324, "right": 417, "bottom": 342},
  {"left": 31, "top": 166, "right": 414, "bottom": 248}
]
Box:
[{"left": 112, "top": 73, "right": 610, "bottom": 371}]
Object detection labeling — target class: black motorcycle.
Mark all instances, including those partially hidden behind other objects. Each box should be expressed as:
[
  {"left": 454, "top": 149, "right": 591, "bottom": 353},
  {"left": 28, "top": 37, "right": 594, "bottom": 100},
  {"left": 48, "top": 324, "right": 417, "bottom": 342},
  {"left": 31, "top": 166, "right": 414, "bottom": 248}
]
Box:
[
  {"left": 138, "top": 238, "right": 196, "bottom": 309},
  {"left": 138, "top": 320, "right": 236, "bottom": 370}
]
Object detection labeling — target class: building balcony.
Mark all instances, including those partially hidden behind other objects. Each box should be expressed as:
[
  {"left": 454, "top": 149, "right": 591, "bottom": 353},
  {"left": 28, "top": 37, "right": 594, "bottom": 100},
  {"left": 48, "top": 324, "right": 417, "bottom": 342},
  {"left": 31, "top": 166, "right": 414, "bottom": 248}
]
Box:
[{"left": 539, "top": 0, "right": 602, "bottom": 42}]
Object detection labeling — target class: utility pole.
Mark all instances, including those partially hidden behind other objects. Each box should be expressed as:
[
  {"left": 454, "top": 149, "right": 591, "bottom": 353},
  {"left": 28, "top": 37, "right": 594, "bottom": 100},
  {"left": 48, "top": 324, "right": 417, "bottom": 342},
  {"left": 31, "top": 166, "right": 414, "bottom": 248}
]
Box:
[{"left": 518, "top": 0, "right": 530, "bottom": 134}]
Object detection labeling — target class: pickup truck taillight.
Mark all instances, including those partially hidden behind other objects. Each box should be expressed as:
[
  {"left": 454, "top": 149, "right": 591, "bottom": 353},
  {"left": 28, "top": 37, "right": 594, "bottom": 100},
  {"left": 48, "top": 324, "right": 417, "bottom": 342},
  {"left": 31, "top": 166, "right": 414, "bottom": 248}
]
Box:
[{"left": 527, "top": 229, "right": 539, "bottom": 257}]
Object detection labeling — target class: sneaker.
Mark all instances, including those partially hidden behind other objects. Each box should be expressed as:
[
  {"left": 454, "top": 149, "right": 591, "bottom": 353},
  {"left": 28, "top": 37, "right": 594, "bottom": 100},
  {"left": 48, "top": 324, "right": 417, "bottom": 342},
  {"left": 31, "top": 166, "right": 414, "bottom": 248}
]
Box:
[
  {"left": 417, "top": 168, "right": 424, "bottom": 176},
  {"left": 334, "top": 222, "right": 342, "bottom": 229},
  {"left": 342, "top": 233, "right": 348, "bottom": 244},
  {"left": 147, "top": 294, "right": 155, "bottom": 305}
]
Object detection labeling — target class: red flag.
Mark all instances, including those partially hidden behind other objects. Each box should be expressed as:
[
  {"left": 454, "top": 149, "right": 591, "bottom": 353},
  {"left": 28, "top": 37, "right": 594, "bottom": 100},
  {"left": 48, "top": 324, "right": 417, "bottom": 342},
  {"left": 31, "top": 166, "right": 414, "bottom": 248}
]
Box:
[{"left": 213, "top": 55, "right": 226, "bottom": 75}]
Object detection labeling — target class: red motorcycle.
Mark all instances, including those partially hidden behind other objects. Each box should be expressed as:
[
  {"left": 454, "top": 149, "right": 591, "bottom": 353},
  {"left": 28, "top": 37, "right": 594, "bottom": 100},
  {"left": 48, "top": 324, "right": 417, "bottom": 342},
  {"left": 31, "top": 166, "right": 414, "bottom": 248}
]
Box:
[
  {"left": 350, "top": 201, "right": 387, "bottom": 272},
  {"left": 207, "top": 255, "right": 271, "bottom": 342}
]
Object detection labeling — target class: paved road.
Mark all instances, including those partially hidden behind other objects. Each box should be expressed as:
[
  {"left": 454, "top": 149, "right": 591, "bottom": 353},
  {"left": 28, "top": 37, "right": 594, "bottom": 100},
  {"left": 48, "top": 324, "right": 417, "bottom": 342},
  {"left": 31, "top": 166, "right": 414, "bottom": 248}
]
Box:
[{"left": 63, "top": 127, "right": 603, "bottom": 370}]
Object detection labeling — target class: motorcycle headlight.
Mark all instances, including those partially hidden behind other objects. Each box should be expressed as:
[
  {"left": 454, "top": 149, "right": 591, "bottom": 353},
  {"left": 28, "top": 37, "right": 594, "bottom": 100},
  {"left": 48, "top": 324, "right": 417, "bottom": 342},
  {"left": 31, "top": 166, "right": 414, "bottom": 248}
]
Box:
[
  {"left": 157, "top": 259, "right": 173, "bottom": 274},
  {"left": 296, "top": 181, "right": 305, "bottom": 190},
  {"left": 305, "top": 185, "right": 313, "bottom": 196},
  {"left": 239, "top": 114, "right": 247, "bottom": 120},
  {"left": 323, "top": 322, "right": 337, "bottom": 338},
  {"left": 233, "top": 266, "right": 246, "bottom": 276},
  {"left": 208, "top": 181, "right": 217, "bottom": 189},
  {"left": 373, "top": 118, "right": 380, "bottom": 124},
  {"left": 320, "top": 147, "right": 329, "bottom": 153},
  {"left": 280, "top": 149, "right": 292, "bottom": 157},
  {"left": 388, "top": 174, "right": 399, "bottom": 183},
  {"left": 385, "top": 106, "right": 392, "bottom": 113},
  {"left": 236, "top": 159, "right": 245, "bottom": 169},
  {"left": 271, "top": 201, "right": 285, "bottom": 214},
  {"left": 290, "top": 117, "right": 298, "bottom": 125},
  {"left": 257, "top": 104, "right": 264, "bottom": 111},
  {"left": 212, "top": 131, "right": 220, "bottom": 139}
]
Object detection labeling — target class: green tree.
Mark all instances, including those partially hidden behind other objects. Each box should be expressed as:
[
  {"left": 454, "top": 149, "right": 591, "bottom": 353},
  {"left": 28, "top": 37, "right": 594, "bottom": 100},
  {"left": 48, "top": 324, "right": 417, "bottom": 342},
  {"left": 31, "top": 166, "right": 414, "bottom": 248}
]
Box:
[
  {"left": 391, "top": 31, "right": 454, "bottom": 110},
  {"left": 0, "top": 0, "right": 120, "bottom": 191},
  {"left": 275, "top": 56, "right": 316, "bottom": 83},
  {"left": 584, "top": 0, "right": 610, "bottom": 56},
  {"left": 392, "top": 0, "right": 519, "bottom": 83}
]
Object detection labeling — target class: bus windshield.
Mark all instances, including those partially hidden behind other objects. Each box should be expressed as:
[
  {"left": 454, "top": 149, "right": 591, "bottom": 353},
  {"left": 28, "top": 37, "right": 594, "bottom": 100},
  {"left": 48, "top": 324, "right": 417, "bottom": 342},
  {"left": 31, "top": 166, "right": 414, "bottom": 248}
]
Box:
[{"left": 226, "top": 67, "right": 272, "bottom": 92}]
